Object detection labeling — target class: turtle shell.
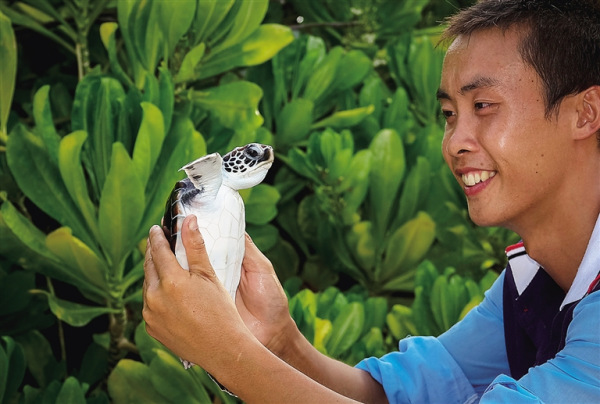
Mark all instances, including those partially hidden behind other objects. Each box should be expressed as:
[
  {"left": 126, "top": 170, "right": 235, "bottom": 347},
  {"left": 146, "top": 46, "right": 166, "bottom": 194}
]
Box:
[{"left": 163, "top": 178, "right": 199, "bottom": 253}]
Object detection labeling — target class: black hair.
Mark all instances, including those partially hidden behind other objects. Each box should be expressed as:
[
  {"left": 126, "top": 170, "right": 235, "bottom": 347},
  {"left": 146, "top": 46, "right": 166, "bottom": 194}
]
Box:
[{"left": 442, "top": 0, "right": 600, "bottom": 121}]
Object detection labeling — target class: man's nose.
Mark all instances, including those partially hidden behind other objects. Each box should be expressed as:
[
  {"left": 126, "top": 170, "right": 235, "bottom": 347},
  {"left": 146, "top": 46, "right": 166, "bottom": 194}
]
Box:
[{"left": 443, "top": 118, "right": 478, "bottom": 158}]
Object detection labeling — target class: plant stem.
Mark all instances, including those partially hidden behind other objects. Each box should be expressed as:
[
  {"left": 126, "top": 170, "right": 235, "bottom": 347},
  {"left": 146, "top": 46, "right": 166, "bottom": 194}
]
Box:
[
  {"left": 46, "top": 277, "right": 67, "bottom": 363},
  {"left": 74, "top": 0, "right": 91, "bottom": 80},
  {"left": 108, "top": 303, "right": 127, "bottom": 370}
]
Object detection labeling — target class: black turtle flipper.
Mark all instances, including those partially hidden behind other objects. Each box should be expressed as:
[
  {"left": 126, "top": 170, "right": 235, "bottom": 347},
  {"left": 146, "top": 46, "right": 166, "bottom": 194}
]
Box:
[{"left": 162, "top": 180, "right": 188, "bottom": 253}]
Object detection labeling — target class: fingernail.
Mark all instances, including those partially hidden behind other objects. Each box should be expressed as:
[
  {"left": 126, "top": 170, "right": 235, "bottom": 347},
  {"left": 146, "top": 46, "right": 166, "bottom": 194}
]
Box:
[{"left": 188, "top": 215, "right": 198, "bottom": 231}]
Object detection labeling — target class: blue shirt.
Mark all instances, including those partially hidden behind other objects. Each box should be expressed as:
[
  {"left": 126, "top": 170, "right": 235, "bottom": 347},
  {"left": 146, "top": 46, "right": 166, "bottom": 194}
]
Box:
[{"left": 356, "top": 214, "right": 600, "bottom": 403}]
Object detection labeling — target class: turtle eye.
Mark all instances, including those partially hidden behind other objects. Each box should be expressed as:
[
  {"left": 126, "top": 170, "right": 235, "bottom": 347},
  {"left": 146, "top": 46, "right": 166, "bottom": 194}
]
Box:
[{"left": 245, "top": 144, "right": 263, "bottom": 160}]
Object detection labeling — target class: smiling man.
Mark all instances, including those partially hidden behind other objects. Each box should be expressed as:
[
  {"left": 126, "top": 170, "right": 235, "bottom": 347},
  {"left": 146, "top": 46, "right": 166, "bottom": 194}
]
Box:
[{"left": 143, "top": 0, "right": 600, "bottom": 402}]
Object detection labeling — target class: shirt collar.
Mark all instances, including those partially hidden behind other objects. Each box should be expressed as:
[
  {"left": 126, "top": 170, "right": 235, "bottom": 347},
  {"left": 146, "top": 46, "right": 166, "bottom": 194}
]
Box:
[{"left": 504, "top": 213, "right": 600, "bottom": 310}]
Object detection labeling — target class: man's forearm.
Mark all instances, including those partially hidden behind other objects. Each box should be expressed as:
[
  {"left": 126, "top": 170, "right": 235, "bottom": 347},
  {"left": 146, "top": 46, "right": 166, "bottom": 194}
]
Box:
[
  {"left": 273, "top": 324, "right": 388, "bottom": 404},
  {"left": 210, "top": 332, "right": 360, "bottom": 403}
]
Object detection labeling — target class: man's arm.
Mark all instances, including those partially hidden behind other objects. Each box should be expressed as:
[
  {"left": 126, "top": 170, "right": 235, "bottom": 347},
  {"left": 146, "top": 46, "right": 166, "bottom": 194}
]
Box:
[
  {"left": 143, "top": 216, "right": 387, "bottom": 403},
  {"left": 481, "top": 291, "right": 600, "bottom": 403}
]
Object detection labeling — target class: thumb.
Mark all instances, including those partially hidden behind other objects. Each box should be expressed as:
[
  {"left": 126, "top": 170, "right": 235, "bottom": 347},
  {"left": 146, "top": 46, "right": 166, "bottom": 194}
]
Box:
[
  {"left": 181, "top": 215, "right": 215, "bottom": 278},
  {"left": 243, "top": 233, "right": 276, "bottom": 275}
]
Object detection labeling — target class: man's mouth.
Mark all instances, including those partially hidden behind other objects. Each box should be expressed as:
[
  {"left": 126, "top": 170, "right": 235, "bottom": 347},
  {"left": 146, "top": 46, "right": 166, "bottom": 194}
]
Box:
[{"left": 461, "top": 170, "right": 496, "bottom": 187}]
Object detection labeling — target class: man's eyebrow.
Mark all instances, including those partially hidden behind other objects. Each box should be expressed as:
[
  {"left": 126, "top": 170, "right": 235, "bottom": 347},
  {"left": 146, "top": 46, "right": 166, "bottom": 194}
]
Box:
[{"left": 436, "top": 76, "right": 500, "bottom": 101}]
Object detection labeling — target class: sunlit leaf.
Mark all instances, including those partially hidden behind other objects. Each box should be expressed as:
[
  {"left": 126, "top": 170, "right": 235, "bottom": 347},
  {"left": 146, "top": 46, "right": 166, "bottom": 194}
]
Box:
[
  {"left": 98, "top": 143, "right": 145, "bottom": 271},
  {"left": 32, "top": 291, "right": 119, "bottom": 327},
  {"left": 190, "top": 81, "right": 263, "bottom": 133}
]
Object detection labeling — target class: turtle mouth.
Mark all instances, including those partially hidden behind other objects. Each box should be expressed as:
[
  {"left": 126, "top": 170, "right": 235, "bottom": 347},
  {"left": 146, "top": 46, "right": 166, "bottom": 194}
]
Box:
[{"left": 223, "top": 143, "right": 274, "bottom": 173}]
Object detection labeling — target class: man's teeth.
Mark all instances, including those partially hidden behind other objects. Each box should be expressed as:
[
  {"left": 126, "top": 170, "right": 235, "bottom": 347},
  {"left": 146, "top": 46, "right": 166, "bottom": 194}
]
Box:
[{"left": 462, "top": 171, "right": 496, "bottom": 186}]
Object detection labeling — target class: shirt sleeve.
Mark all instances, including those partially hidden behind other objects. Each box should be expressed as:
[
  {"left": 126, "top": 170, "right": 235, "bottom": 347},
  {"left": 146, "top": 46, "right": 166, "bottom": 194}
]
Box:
[
  {"left": 356, "top": 270, "right": 509, "bottom": 403},
  {"left": 481, "top": 290, "right": 600, "bottom": 404}
]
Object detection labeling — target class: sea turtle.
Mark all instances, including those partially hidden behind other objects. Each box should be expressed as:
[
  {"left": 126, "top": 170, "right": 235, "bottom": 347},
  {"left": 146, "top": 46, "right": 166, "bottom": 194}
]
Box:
[{"left": 162, "top": 143, "right": 274, "bottom": 370}]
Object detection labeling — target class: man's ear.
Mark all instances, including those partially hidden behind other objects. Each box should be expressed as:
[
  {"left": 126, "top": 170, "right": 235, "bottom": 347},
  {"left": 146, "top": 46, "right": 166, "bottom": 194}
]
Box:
[{"left": 575, "top": 86, "right": 600, "bottom": 140}]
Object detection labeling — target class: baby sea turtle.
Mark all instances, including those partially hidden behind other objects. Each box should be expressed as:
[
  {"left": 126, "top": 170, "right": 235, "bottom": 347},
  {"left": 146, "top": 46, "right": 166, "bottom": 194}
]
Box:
[
  {"left": 164, "top": 143, "right": 274, "bottom": 298},
  {"left": 163, "top": 143, "right": 274, "bottom": 371}
]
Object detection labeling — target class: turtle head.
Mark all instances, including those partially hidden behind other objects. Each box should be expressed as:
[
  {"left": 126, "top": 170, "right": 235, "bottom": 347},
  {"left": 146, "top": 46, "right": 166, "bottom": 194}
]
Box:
[{"left": 222, "top": 143, "right": 274, "bottom": 190}]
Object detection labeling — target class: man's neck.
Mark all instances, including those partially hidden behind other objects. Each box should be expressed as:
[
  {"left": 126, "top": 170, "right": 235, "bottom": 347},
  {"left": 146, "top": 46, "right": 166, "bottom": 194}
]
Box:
[{"left": 521, "top": 201, "right": 599, "bottom": 293}]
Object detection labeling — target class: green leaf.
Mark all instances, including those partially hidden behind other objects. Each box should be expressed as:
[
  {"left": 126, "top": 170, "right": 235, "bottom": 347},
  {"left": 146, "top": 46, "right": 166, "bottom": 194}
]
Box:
[
  {"left": 326, "top": 302, "right": 364, "bottom": 357},
  {"left": 340, "top": 150, "right": 371, "bottom": 221},
  {"left": 32, "top": 85, "right": 60, "bottom": 162},
  {"left": 6, "top": 126, "right": 93, "bottom": 246},
  {"left": 15, "top": 330, "right": 64, "bottom": 388},
  {"left": 188, "top": 0, "right": 235, "bottom": 45},
  {"left": 100, "top": 22, "right": 135, "bottom": 88},
  {"left": 211, "top": 0, "right": 268, "bottom": 53},
  {"left": 242, "top": 184, "right": 280, "bottom": 225},
  {"left": 175, "top": 43, "right": 206, "bottom": 83},
  {"left": 133, "top": 322, "right": 164, "bottom": 365},
  {"left": 0, "top": 338, "right": 8, "bottom": 401},
  {"left": 98, "top": 142, "right": 145, "bottom": 270},
  {"left": 132, "top": 102, "right": 166, "bottom": 185},
  {"left": 0, "top": 336, "right": 26, "bottom": 404},
  {"left": 394, "top": 156, "right": 431, "bottom": 227},
  {"left": 346, "top": 221, "right": 376, "bottom": 271},
  {"left": 364, "top": 297, "right": 388, "bottom": 332},
  {"left": 55, "top": 377, "right": 87, "bottom": 404},
  {"left": 45, "top": 227, "right": 109, "bottom": 296},
  {"left": 311, "top": 105, "right": 374, "bottom": 130},
  {"left": 72, "top": 75, "right": 128, "bottom": 195},
  {"left": 129, "top": 0, "right": 163, "bottom": 73},
  {"left": 303, "top": 47, "right": 343, "bottom": 103},
  {"left": 199, "top": 24, "right": 294, "bottom": 80},
  {"left": 313, "top": 318, "right": 332, "bottom": 354},
  {"left": 33, "top": 291, "right": 119, "bottom": 327},
  {"left": 386, "top": 304, "right": 417, "bottom": 340},
  {"left": 0, "top": 201, "right": 93, "bottom": 291},
  {"left": 331, "top": 50, "right": 372, "bottom": 91},
  {"left": 137, "top": 115, "right": 205, "bottom": 241},
  {"left": 190, "top": 81, "right": 263, "bottom": 133},
  {"left": 157, "top": 0, "right": 196, "bottom": 59},
  {"left": 149, "top": 350, "right": 212, "bottom": 404},
  {"left": 108, "top": 359, "right": 168, "bottom": 404},
  {"left": 58, "top": 130, "right": 99, "bottom": 241},
  {"left": 276, "top": 98, "right": 314, "bottom": 148},
  {"left": 368, "top": 129, "right": 406, "bottom": 241},
  {"left": 0, "top": 10, "right": 17, "bottom": 136},
  {"left": 381, "top": 211, "right": 436, "bottom": 284}
]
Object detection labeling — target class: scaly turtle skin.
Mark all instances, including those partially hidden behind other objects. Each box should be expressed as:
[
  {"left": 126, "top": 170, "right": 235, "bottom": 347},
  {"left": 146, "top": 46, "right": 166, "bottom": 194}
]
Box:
[{"left": 163, "top": 143, "right": 273, "bottom": 373}]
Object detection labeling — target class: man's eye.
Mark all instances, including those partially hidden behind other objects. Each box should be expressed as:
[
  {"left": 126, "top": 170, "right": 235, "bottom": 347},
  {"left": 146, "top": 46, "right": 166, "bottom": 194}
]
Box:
[
  {"left": 442, "top": 110, "right": 455, "bottom": 120},
  {"left": 474, "top": 102, "right": 492, "bottom": 110}
]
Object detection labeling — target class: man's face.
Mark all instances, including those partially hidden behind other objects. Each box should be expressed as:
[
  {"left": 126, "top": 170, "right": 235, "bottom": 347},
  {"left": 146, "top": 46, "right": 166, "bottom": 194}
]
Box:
[{"left": 438, "top": 28, "right": 575, "bottom": 233}]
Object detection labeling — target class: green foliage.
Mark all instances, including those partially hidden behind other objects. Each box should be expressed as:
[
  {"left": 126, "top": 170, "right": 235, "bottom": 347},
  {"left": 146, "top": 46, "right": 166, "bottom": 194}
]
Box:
[
  {"left": 108, "top": 323, "right": 236, "bottom": 404},
  {"left": 287, "top": 0, "right": 427, "bottom": 52},
  {"left": 0, "top": 10, "right": 16, "bottom": 141},
  {"left": 0, "top": 336, "right": 26, "bottom": 404},
  {"left": 287, "top": 284, "right": 389, "bottom": 365},
  {"left": 0, "top": 0, "right": 516, "bottom": 401},
  {"left": 248, "top": 34, "right": 373, "bottom": 152},
  {"left": 387, "top": 261, "right": 499, "bottom": 339}
]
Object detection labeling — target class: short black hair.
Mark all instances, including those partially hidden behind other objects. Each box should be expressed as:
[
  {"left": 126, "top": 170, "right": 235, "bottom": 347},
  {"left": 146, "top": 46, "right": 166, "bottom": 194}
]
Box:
[{"left": 442, "top": 0, "right": 600, "bottom": 120}]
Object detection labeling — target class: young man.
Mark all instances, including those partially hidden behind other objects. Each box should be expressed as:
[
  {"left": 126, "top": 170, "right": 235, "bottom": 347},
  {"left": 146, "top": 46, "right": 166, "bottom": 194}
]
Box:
[{"left": 143, "top": 0, "right": 600, "bottom": 402}]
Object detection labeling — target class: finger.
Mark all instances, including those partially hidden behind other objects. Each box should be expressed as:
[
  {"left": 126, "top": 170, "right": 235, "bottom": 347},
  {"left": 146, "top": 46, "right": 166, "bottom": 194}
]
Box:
[
  {"left": 148, "top": 224, "right": 180, "bottom": 277},
  {"left": 181, "top": 215, "right": 214, "bottom": 277},
  {"left": 242, "top": 233, "right": 275, "bottom": 275},
  {"left": 144, "top": 235, "right": 159, "bottom": 284}
]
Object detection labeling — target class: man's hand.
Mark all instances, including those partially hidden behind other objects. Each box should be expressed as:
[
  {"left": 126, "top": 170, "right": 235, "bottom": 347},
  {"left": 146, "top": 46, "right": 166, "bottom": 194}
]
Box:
[
  {"left": 143, "top": 215, "right": 251, "bottom": 373},
  {"left": 236, "top": 234, "right": 298, "bottom": 358}
]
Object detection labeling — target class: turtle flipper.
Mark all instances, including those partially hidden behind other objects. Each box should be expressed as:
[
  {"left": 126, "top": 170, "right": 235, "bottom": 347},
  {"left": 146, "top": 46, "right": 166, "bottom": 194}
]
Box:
[{"left": 180, "top": 152, "right": 223, "bottom": 201}]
